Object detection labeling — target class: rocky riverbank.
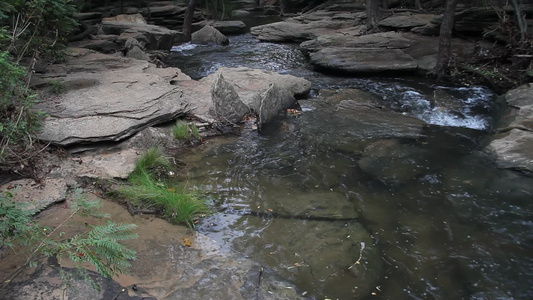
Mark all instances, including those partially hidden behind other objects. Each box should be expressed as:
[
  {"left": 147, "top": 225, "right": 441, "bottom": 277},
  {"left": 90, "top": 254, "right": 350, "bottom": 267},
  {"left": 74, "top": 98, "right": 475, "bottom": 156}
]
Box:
[{"left": 1, "top": 1, "right": 532, "bottom": 299}]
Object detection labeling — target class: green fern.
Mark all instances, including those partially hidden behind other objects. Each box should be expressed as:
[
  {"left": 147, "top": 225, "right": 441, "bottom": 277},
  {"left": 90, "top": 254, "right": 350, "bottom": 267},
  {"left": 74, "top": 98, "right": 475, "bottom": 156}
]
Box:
[{"left": 0, "top": 189, "right": 138, "bottom": 293}]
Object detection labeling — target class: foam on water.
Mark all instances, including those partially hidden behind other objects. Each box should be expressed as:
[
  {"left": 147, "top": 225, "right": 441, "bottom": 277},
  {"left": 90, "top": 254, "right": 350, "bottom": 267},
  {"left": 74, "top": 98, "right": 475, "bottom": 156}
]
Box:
[{"left": 170, "top": 42, "right": 198, "bottom": 55}]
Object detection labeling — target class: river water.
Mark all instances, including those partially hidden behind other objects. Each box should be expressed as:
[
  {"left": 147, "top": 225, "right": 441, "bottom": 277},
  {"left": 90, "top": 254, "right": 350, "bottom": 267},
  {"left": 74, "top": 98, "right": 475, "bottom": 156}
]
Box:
[{"left": 166, "top": 34, "right": 533, "bottom": 299}]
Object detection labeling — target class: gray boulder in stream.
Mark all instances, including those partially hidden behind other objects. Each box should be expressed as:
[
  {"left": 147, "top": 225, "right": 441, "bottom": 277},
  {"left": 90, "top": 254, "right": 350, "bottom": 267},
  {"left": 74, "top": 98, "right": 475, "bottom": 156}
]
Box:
[
  {"left": 487, "top": 83, "right": 533, "bottom": 174},
  {"left": 206, "top": 67, "right": 311, "bottom": 125},
  {"left": 191, "top": 25, "right": 229, "bottom": 45}
]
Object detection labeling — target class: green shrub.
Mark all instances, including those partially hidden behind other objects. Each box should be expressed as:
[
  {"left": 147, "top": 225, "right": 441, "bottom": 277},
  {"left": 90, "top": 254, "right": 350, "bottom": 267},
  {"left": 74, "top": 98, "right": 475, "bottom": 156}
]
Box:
[
  {"left": 0, "top": 51, "right": 42, "bottom": 160},
  {"left": 0, "top": 0, "right": 78, "bottom": 161},
  {"left": 119, "top": 147, "right": 208, "bottom": 227}
]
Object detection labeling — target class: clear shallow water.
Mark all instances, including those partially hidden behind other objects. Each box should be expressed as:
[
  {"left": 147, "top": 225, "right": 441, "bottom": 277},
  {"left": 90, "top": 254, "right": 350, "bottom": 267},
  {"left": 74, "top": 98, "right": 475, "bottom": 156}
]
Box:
[{"left": 167, "top": 35, "right": 533, "bottom": 299}]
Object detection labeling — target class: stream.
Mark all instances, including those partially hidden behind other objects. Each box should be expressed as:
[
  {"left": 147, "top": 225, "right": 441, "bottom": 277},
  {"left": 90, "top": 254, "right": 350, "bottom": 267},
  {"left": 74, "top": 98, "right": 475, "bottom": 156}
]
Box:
[{"left": 166, "top": 34, "right": 533, "bottom": 299}]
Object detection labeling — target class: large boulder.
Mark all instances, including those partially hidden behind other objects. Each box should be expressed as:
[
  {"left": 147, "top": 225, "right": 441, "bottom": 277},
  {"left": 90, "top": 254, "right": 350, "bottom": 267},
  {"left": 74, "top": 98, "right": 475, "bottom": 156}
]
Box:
[
  {"left": 206, "top": 67, "right": 311, "bottom": 125},
  {"left": 310, "top": 47, "right": 418, "bottom": 73},
  {"left": 211, "top": 74, "right": 251, "bottom": 123},
  {"left": 191, "top": 25, "right": 229, "bottom": 45},
  {"left": 487, "top": 84, "right": 533, "bottom": 174},
  {"left": 36, "top": 50, "right": 190, "bottom": 146},
  {"left": 302, "top": 31, "right": 480, "bottom": 75}
]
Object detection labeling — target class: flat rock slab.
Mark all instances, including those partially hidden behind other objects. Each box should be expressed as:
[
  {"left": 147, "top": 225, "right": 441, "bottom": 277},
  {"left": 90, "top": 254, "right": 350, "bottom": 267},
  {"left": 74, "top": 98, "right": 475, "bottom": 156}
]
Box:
[
  {"left": 0, "top": 178, "right": 68, "bottom": 213},
  {"left": 300, "top": 31, "right": 411, "bottom": 53},
  {"left": 310, "top": 47, "right": 417, "bottom": 73},
  {"left": 36, "top": 51, "right": 190, "bottom": 146},
  {"left": 76, "top": 149, "right": 140, "bottom": 179},
  {"left": 379, "top": 13, "right": 438, "bottom": 28}
]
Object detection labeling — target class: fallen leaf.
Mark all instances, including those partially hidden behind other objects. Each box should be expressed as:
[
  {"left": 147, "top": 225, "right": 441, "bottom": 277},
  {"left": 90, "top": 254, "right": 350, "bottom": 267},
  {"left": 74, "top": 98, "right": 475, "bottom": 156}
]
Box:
[{"left": 183, "top": 238, "right": 192, "bottom": 247}]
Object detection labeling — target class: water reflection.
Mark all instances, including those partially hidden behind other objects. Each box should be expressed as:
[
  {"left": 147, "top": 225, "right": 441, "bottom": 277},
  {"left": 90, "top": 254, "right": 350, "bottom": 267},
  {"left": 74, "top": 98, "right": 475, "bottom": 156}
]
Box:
[
  {"left": 178, "top": 116, "right": 533, "bottom": 299},
  {"left": 168, "top": 34, "right": 532, "bottom": 299}
]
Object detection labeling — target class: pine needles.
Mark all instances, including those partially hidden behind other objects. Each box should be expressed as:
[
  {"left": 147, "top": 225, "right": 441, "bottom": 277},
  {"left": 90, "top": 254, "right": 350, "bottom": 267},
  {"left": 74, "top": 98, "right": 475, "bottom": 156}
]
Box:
[{"left": 118, "top": 147, "right": 208, "bottom": 227}]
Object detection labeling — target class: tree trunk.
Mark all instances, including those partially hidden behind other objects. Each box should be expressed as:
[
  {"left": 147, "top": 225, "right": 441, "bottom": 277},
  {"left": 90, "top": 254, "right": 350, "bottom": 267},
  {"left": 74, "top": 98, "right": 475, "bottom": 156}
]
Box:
[
  {"left": 280, "top": 0, "right": 286, "bottom": 16},
  {"left": 366, "top": 0, "right": 381, "bottom": 30},
  {"left": 415, "top": 0, "right": 422, "bottom": 10},
  {"left": 434, "top": 0, "right": 458, "bottom": 79},
  {"left": 183, "top": 0, "right": 200, "bottom": 42},
  {"left": 213, "top": 0, "right": 219, "bottom": 20},
  {"left": 510, "top": 0, "right": 527, "bottom": 42}
]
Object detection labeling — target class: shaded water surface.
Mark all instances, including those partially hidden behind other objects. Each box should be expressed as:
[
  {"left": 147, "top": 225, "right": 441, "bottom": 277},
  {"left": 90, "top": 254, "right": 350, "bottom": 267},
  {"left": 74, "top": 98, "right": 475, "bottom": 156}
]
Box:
[{"left": 167, "top": 35, "right": 533, "bottom": 299}]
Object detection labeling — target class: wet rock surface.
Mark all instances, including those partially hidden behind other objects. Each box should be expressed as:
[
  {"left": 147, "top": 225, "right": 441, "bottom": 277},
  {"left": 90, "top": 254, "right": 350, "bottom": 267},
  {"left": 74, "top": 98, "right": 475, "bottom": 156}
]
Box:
[
  {"left": 488, "top": 84, "right": 533, "bottom": 174},
  {"left": 0, "top": 178, "right": 68, "bottom": 213}
]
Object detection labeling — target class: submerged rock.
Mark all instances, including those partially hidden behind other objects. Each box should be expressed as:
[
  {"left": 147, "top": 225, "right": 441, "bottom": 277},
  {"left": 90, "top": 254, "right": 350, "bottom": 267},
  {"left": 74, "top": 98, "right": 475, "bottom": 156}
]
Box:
[
  {"left": 487, "top": 84, "right": 533, "bottom": 174},
  {"left": 359, "top": 139, "right": 428, "bottom": 184}
]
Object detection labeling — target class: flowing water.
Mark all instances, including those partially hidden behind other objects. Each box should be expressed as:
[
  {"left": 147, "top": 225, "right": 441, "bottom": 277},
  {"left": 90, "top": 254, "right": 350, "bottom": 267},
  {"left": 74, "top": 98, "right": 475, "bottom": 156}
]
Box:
[{"left": 166, "top": 34, "right": 533, "bottom": 299}]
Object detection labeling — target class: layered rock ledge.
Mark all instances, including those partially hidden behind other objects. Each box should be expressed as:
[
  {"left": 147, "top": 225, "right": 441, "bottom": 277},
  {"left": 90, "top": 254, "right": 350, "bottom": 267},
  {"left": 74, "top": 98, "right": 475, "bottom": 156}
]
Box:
[{"left": 487, "top": 84, "right": 533, "bottom": 174}]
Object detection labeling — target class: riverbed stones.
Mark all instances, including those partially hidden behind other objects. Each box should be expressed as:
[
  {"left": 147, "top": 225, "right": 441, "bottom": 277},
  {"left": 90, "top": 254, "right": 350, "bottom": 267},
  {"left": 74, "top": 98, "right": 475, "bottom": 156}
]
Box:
[
  {"left": 250, "top": 10, "right": 361, "bottom": 42},
  {"left": 487, "top": 84, "right": 533, "bottom": 174}
]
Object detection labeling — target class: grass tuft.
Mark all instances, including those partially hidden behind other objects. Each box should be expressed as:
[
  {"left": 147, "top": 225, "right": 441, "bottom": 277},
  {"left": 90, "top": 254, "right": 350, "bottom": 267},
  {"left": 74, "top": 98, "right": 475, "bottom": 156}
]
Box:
[
  {"left": 173, "top": 120, "right": 201, "bottom": 142},
  {"left": 119, "top": 147, "right": 208, "bottom": 227}
]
